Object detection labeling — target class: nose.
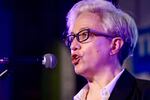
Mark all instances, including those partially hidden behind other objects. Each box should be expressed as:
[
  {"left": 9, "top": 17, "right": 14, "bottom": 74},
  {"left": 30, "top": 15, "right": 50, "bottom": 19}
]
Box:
[{"left": 70, "top": 38, "right": 81, "bottom": 51}]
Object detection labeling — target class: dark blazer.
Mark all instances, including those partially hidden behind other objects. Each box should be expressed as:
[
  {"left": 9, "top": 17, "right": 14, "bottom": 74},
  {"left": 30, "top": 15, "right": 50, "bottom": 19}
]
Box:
[{"left": 109, "top": 69, "right": 150, "bottom": 100}]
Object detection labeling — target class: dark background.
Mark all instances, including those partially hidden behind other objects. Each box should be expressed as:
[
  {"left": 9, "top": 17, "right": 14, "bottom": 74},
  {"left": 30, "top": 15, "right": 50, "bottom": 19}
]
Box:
[
  {"left": 12, "top": 0, "right": 76, "bottom": 100},
  {"left": 0, "top": 0, "right": 77, "bottom": 100}
]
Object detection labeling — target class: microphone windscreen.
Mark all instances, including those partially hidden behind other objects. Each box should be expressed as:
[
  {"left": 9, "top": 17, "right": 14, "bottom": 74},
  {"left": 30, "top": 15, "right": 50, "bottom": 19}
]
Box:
[{"left": 42, "top": 53, "right": 57, "bottom": 69}]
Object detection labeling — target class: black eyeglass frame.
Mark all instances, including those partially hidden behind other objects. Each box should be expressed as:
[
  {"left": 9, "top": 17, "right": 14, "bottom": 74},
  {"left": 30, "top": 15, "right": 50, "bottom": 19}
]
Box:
[{"left": 64, "top": 28, "right": 119, "bottom": 47}]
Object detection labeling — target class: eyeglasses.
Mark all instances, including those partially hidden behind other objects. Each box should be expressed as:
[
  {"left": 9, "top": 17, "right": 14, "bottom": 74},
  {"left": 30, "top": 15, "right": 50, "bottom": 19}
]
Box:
[{"left": 64, "top": 28, "right": 118, "bottom": 47}]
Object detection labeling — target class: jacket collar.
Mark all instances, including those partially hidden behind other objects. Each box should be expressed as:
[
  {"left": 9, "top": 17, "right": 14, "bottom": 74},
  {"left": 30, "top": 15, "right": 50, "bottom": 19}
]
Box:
[{"left": 109, "top": 69, "right": 136, "bottom": 100}]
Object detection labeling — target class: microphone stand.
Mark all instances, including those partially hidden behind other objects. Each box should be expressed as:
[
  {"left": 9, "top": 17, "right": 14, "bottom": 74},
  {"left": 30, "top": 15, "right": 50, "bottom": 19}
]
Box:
[
  {"left": 0, "top": 57, "right": 9, "bottom": 77},
  {"left": 0, "top": 69, "right": 8, "bottom": 77}
]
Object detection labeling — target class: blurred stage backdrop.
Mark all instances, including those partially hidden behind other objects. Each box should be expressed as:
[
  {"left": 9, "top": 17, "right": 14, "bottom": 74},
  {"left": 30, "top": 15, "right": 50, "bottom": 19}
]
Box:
[{"left": 0, "top": 0, "right": 149, "bottom": 100}]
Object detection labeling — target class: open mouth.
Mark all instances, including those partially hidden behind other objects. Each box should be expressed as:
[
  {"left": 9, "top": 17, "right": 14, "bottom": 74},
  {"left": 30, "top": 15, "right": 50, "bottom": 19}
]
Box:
[{"left": 71, "top": 54, "right": 81, "bottom": 65}]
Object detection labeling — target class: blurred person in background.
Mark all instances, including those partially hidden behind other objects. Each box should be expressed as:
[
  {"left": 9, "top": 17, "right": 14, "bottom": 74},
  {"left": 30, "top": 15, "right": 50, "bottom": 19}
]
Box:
[{"left": 63, "top": 0, "right": 150, "bottom": 100}]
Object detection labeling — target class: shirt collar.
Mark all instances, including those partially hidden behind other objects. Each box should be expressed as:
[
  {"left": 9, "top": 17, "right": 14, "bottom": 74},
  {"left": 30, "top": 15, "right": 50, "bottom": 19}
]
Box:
[
  {"left": 74, "top": 69, "right": 125, "bottom": 100},
  {"left": 105, "top": 68, "right": 125, "bottom": 95}
]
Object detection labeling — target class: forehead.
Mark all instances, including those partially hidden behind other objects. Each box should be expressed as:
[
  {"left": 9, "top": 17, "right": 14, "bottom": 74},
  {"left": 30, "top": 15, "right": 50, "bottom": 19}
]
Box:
[{"left": 71, "top": 12, "right": 104, "bottom": 33}]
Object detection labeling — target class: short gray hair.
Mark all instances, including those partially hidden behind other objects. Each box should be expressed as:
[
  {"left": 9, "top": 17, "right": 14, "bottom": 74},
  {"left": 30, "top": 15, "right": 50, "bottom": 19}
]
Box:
[{"left": 66, "top": 0, "right": 138, "bottom": 65}]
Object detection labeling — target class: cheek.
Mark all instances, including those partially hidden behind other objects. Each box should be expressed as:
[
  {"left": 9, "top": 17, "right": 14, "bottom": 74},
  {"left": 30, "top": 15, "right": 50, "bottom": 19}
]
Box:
[
  {"left": 82, "top": 40, "right": 110, "bottom": 66},
  {"left": 95, "top": 38, "right": 110, "bottom": 55},
  {"left": 82, "top": 44, "right": 101, "bottom": 65}
]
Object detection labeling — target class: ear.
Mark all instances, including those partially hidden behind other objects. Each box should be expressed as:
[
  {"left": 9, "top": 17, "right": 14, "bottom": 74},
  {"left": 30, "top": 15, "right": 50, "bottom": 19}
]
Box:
[{"left": 110, "top": 37, "right": 124, "bottom": 55}]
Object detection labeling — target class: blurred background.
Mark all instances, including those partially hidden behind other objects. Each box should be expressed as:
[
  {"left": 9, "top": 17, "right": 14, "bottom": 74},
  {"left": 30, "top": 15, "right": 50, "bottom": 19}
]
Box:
[{"left": 0, "top": 0, "right": 149, "bottom": 100}]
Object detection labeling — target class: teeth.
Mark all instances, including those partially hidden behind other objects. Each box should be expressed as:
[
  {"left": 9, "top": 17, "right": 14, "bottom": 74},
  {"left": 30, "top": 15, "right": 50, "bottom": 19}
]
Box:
[
  {"left": 72, "top": 54, "right": 78, "bottom": 60},
  {"left": 72, "top": 54, "right": 80, "bottom": 65}
]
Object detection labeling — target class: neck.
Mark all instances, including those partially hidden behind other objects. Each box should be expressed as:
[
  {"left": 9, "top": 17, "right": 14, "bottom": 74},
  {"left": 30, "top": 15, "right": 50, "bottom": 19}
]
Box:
[{"left": 87, "top": 62, "right": 122, "bottom": 91}]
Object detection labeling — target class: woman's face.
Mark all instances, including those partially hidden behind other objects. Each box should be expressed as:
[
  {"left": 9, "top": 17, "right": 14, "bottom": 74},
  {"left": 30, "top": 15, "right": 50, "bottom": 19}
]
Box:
[{"left": 70, "top": 12, "right": 112, "bottom": 78}]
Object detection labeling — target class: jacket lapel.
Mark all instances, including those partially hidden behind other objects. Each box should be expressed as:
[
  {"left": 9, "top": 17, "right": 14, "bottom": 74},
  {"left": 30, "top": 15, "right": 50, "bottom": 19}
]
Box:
[{"left": 109, "top": 69, "right": 136, "bottom": 100}]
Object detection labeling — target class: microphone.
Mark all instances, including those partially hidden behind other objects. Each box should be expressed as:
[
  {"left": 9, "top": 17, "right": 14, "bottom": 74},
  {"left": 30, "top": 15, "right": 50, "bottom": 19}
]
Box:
[
  {"left": 0, "top": 53, "right": 57, "bottom": 69},
  {"left": 42, "top": 53, "right": 57, "bottom": 69}
]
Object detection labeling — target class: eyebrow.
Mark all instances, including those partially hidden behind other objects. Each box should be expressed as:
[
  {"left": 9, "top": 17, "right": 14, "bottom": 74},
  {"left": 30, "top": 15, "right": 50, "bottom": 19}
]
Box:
[
  {"left": 79, "top": 27, "right": 89, "bottom": 31},
  {"left": 68, "top": 27, "right": 89, "bottom": 35}
]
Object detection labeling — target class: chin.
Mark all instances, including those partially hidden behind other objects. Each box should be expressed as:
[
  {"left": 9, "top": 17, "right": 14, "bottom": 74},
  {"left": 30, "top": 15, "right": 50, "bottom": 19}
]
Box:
[
  {"left": 74, "top": 66, "right": 88, "bottom": 77},
  {"left": 74, "top": 65, "right": 84, "bottom": 75},
  {"left": 74, "top": 68, "right": 82, "bottom": 75}
]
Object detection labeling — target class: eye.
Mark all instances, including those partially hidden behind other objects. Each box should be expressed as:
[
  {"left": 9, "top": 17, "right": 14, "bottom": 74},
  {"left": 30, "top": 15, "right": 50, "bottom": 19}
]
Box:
[{"left": 78, "top": 31, "right": 88, "bottom": 42}]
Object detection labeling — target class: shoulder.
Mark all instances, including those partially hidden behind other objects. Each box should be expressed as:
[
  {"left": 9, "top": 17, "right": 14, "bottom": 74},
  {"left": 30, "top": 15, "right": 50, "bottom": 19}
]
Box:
[
  {"left": 136, "top": 78, "right": 150, "bottom": 91},
  {"left": 135, "top": 78, "right": 150, "bottom": 99},
  {"left": 122, "top": 69, "right": 150, "bottom": 89},
  {"left": 122, "top": 69, "right": 150, "bottom": 98},
  {"left": 136, "top": 78, "right": 150, "bottom": 87}
]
